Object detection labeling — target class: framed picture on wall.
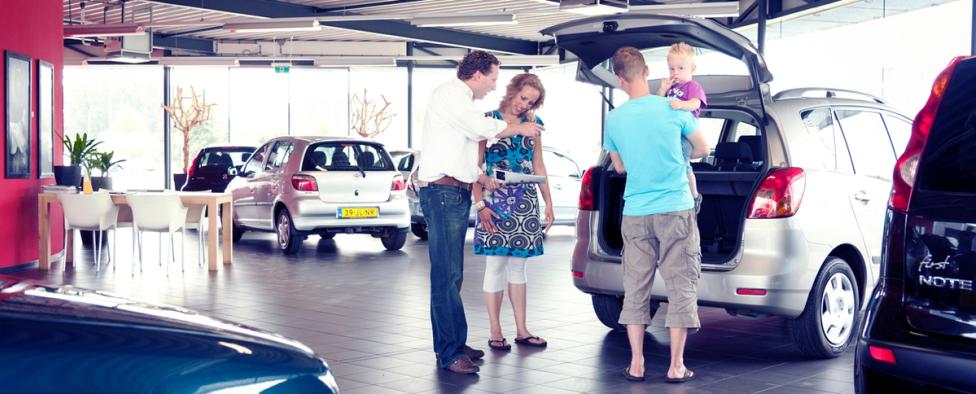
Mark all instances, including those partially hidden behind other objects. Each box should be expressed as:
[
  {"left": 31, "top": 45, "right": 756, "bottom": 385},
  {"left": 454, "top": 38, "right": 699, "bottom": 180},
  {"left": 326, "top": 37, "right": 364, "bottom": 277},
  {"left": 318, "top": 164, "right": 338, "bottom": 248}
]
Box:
[
  {"left": 37, "top": 60, "right": 54, "bottom": 178},
  {"left": 5, "top": 51, "right": 32, "bottom": 179}
]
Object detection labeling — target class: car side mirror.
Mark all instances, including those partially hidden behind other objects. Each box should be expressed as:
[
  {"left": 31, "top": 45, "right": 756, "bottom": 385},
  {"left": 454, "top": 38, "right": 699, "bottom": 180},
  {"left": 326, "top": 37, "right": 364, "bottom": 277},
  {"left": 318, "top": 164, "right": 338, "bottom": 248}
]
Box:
[{"left": 227, "top": 167, "right": 239, "bottom": 176}]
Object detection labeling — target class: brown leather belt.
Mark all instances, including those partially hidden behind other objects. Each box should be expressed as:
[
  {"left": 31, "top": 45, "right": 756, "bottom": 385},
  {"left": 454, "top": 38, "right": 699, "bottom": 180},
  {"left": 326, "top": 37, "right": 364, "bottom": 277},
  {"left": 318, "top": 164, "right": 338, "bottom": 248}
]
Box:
[{"left": 430, "top": 176, "right": 472, "bottom": 190}]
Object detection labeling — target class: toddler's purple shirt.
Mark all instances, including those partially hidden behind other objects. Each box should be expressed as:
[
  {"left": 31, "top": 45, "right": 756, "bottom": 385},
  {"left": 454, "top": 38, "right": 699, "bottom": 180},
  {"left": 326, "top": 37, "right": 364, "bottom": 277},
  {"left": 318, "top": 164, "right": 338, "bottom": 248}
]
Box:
[{"left": 666, "top": 80, "right": 707, "bottom": 118}]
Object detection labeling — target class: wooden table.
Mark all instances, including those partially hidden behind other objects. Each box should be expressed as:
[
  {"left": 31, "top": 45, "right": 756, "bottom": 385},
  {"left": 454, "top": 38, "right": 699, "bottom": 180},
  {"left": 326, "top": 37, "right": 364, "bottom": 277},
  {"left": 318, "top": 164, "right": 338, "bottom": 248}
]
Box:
[{"left": 38, "top": 192, "right": 233, "bottom": 272}]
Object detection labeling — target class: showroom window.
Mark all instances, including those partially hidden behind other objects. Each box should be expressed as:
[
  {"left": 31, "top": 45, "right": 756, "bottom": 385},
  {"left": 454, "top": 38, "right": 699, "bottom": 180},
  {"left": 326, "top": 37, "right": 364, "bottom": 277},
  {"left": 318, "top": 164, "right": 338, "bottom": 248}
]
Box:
[
  {"left": 169, "top": 66, "right": 230, "bottom": 176},
  {"left": 64, "top": 66, "right": 164, "bottom": 190},
  {"left": 350, "top": 67, "right": 408, "bottom": 149},
  {"left": 290, "top": 68, "right": 349, "bottom": 138},
  {"left": 229, "top": 67, "right": 289, "bottom": 146}
]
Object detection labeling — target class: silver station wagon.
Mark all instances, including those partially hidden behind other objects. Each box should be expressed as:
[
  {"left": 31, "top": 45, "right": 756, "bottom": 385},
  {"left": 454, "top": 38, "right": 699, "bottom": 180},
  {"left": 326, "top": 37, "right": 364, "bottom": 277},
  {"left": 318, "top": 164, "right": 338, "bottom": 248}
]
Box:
[
  {"left": 227, "top": 136, "right": 410, "bottom": 254},
  {"left": 544, "top": 14, "right": 913, "bottom": 358}
]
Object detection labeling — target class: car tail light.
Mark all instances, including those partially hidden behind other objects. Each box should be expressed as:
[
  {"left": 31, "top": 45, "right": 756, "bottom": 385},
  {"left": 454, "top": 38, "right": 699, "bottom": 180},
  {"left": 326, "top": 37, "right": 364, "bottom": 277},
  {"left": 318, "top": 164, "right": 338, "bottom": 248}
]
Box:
[
  {"left": 868, "top": 345, "right": 896, "bottom": 364},
  {"left": 572, "top": 271, "right": 584, "bottom": 278},
  {"left": 578, "top": 166, "right": 599, "bottom": 211},
  {"left": 889, "top": 56, "right": 971, "bottom": 212},
  {"left": 748, "top": 168, "right": 806, "bottom": 219},
  {"left": 187, "top": 156, "right": 200, "bottom": 178},
  {"left": 391, "top": 174, "right": 406, "bottom": 191},
  {"left": 291, "top": 175, "right": 318, "bottom": 191}
]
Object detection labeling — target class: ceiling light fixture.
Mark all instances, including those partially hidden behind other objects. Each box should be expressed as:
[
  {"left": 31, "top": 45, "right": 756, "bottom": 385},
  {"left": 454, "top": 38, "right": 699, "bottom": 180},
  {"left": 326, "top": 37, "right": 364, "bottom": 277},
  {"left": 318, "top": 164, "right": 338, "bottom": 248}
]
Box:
[
  {"left": 398, "top": 55, "right": 559, "bottom": 66},
  {"left": 313, "top": 57, "right": 396, "bottom": 67},
  {"left": 629, "top": 1, "right": 740, "bottom": 18},
  {"left": 157, "top": 57, "right": 240, "bottom": 66},
  {"left": 223, "top": 20, "right": 321, "bottom": 33},
  {"left": 410, "top": 14, "right": 517, "bottom": 28},
  {"left": 64, "top": 23, "right": 146, "bottom": 38},
  {"left": 560, "top": 0, "right": 629, "bottom": 16}
]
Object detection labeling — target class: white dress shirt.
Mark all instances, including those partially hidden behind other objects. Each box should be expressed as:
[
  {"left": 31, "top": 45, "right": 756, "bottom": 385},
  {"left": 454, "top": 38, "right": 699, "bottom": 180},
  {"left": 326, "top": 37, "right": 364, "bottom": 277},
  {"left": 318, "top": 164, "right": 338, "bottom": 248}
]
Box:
[{"left": 417, "top": 78, "right": 506, "bottom": 184}]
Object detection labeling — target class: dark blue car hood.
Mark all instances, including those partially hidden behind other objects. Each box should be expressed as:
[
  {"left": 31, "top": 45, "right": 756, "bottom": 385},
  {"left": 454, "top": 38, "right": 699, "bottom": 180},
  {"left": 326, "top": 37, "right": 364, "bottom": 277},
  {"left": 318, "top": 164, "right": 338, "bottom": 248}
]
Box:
[{"left": 0, "top": 277, "right": 335, "bottom": 393}]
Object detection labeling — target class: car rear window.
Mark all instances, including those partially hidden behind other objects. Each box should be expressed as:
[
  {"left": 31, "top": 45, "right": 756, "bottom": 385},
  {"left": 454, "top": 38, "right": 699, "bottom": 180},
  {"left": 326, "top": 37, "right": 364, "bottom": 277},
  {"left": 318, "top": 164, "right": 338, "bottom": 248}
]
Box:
[
  {"left": 302, "top": 142, "right": 394, "bottom": 172},
  {"left": 199, "top": 148, "right": 253, "bottom": 168},
  {"left": 917, "top": 59, "right": 976, "bottom": 194}
]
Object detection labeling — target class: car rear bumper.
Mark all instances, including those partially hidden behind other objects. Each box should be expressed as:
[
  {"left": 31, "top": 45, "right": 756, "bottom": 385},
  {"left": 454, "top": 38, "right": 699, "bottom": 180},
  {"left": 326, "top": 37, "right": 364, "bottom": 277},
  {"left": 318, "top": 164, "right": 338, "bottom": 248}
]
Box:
[
  {"left": 571, "top": 211, "right": 818, "bottom": 317},
  {"left": 290, "top": 195, "right": 410, "bottom": 231},
  {"left": 856, "top": 339, "right": 976, "bottom": 392}
]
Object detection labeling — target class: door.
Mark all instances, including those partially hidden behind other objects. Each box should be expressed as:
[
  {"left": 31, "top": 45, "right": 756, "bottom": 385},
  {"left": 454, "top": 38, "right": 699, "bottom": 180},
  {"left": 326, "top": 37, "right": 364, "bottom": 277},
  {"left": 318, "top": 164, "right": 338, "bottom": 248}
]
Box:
[
  {"left": 542, "top": 149, "right": 582, "bottom": 224},
  {"left": 256, "top": 141, "right": 294, "bottom": 228},
  {"left": 835, "top": 109, "right": 898, "bottom": 267},
  {"left": 233, "top": 143, "right": 271, "bottom": 229}
]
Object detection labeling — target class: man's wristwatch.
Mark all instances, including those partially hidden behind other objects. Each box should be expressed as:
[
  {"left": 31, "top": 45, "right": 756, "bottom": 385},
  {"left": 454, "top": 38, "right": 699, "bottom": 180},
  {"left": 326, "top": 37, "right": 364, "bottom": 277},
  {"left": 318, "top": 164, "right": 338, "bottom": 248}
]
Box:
[{"left": 473, "top": 200, "right": 486, "bottom": 211}]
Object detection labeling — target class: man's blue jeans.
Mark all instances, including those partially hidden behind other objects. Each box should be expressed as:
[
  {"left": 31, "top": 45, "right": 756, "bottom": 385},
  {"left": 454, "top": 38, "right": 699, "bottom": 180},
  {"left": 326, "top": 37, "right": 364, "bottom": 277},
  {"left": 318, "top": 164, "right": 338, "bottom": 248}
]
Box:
[{"left": 419, "top": 183, "right": 472, "bottom": 368}]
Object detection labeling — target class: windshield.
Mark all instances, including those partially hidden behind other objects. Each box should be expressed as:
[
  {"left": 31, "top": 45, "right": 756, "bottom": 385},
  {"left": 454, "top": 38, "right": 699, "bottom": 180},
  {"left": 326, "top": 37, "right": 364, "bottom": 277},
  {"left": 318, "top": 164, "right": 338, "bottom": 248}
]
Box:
[{"left": 302, "top": 142, "right": 394, "bottom": 172}]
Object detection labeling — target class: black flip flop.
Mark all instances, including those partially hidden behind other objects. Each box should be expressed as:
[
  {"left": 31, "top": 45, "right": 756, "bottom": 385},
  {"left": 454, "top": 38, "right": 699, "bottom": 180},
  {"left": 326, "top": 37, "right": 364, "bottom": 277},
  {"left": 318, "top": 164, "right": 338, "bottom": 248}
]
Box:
[
  {"left": 665, "top": 369, "right": 695, "bottom": 383},
  {"left": 488, "top": 338, "right": 511, "bottom": 351},
  {"left": 514, "top": 336, "right": 547, "bottom": 348},
  {"left": 622, "top": 367, "right": 645, "bottom": 382}
]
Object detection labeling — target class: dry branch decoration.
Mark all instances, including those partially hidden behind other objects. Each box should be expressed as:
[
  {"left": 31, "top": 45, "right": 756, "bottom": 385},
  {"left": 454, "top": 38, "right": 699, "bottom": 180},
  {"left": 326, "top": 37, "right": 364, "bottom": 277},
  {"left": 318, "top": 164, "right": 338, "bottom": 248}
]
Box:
[
  {"left": 162, "top": 86, "right": 215, "bottom": 173},
  {"left": 351, "top": 88, "right": 395, "bottom": 139}
]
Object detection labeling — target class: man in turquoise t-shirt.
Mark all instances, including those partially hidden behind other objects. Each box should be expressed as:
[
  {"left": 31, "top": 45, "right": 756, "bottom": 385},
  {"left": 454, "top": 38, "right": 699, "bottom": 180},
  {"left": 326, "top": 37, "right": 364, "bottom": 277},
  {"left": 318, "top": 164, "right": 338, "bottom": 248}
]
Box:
[{"left": 604, "top": 46, "right": 707, "bottom": 384}]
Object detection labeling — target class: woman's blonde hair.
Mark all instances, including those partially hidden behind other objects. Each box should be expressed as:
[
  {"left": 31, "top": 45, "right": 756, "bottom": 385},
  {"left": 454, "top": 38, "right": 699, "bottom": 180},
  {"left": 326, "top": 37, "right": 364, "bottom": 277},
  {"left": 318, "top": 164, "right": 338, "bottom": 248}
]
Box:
[{"left": 498, "top": 73, "right": 546, "bottom": 122}]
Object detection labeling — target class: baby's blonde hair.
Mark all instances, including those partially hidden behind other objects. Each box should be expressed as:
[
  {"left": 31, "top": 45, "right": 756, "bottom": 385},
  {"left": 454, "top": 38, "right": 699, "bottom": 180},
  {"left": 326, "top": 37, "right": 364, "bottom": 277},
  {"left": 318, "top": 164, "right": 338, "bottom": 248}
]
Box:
[{"left": 668, "top": 42, "right": 696, "bottom": 62}]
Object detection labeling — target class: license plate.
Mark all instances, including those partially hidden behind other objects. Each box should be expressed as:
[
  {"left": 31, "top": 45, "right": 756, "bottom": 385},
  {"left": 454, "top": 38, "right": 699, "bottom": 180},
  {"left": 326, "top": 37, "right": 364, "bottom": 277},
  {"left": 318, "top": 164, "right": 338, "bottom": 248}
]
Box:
[{"left": 338, "top": 207, "right": 379, "bottom": 218}]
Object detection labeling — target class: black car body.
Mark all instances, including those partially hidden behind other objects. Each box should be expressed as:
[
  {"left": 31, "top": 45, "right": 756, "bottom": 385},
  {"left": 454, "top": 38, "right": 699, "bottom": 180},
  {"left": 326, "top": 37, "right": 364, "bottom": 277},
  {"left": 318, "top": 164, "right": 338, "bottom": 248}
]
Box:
[
  {"left": 0, "top": 276, "right": 338, "bottom": 393},
  {"left": 182, "top": 145, "right": 256, "bottom": 192},
  {"left": 856, "top": 55, "right": 976, "bottom": 393}
]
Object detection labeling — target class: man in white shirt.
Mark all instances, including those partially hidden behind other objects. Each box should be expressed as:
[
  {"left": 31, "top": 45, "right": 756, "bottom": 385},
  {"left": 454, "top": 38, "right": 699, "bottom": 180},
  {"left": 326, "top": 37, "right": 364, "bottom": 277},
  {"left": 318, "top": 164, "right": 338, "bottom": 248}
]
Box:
[{"left": 418, "top": 51, "right": 543, "bottom": 375}]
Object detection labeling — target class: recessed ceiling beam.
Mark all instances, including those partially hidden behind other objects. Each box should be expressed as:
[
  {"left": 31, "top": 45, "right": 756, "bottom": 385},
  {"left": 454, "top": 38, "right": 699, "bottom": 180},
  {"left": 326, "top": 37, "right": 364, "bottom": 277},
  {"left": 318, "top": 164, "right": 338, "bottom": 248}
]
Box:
[{"left": 143, "top": 0, "right": 539, "bottom": 54}]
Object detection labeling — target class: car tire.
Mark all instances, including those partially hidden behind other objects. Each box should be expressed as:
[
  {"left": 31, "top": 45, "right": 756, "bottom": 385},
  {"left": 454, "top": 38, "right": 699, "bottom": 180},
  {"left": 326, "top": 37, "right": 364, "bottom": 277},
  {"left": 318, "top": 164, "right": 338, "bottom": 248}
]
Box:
[
  {"left": 276, "top": 209, "right": 302, "bottom": 255},
  {"left": 381, "top": 228, "right": 408, "bottom": 251},
  {"left": 232, "top": 222, "right": 245, "bottom": 243},
  {"left": 411, "top": 223, "right": 428, "bottom": 240},
  {"left": 790, "top": 257, "right": 860, "bottom": 358},
  {"left": 591, "top": 294, "right": 659, "bottom": 332}
]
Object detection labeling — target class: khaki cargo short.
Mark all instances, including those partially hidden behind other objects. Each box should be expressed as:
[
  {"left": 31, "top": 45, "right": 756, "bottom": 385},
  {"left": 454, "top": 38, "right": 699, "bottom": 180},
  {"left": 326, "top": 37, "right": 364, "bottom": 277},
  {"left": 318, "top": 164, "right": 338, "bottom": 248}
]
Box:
[{"left": 618, "top": 208, "right": 701, "bottom": 329}]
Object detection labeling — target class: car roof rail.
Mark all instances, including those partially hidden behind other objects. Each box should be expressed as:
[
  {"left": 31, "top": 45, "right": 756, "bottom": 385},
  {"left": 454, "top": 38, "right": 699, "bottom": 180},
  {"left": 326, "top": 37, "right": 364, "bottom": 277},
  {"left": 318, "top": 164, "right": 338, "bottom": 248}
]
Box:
[{"left": 772, "top": 88, "right": 888, "bottom": 104}]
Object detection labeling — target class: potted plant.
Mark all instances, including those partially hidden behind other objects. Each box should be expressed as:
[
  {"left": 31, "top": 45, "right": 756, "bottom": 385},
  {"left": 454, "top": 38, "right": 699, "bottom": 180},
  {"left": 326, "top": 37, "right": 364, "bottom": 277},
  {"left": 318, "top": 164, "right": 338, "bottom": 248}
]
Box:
[
  {"left": 54, "top": 132, "right": 101, "bottom": 188},
  {"left": 85, "top": 150, "right": 126, "bottom": 191}
]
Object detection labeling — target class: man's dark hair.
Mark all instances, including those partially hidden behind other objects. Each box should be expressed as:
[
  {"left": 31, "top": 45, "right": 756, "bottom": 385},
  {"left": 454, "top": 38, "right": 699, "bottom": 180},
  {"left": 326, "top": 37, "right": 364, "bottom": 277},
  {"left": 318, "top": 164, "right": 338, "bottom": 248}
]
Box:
[{"left": 457, "top": 51, "right": 500, "bottom": 80}]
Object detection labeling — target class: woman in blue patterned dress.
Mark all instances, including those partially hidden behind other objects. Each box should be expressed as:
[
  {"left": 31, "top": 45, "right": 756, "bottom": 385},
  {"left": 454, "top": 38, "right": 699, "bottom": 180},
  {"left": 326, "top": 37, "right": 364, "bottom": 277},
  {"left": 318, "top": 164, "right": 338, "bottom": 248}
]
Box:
[{"left": 472, "top": 73, "right": 554, "bottom": 350}]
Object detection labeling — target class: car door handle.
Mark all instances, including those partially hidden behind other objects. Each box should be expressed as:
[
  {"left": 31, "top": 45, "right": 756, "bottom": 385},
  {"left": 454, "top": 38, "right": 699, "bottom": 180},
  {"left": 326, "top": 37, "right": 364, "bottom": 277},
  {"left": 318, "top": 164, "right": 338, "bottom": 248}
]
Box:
[{"left": 853, "top": 190, "right": 870, "bottom": 204}]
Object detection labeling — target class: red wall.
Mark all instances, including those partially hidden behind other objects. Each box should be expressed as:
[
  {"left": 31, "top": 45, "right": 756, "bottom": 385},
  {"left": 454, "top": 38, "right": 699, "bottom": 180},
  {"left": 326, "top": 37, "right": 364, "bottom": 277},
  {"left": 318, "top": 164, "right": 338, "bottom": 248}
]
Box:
[{"left": 0, "top": 0, "right": 64, "bottom": 269}]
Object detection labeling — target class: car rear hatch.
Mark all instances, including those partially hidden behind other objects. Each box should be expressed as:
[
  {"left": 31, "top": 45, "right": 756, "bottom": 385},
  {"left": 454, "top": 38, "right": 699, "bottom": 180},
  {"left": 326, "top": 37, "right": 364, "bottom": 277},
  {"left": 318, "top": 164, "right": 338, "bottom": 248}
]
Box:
[
  {"left": 189, "top": 147, "right": 254, "bottom": 184},
  {"left": 541, "top": 14, "right": 771, "bottom": 115},
  {"left": 898, "top": 56, "right": 976, "bottom": 338},
  {"left": 301, "top": 141, "right": 398, "bottom": 204}
]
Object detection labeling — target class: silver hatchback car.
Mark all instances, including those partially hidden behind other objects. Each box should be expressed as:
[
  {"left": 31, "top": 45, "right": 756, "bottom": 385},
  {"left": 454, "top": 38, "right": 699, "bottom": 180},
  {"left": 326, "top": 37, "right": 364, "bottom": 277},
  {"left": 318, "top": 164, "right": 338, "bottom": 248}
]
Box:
[
  {"left": 227, "top": 136, "right": 410, "bottom": 254},
  {"left": 545, "top": 14, "right": 912, "bottom": 358}
]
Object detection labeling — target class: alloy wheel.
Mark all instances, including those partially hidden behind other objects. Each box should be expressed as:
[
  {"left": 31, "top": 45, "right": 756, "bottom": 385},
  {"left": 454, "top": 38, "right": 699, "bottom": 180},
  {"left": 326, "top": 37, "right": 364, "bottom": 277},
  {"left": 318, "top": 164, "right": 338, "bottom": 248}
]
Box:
[{"left": 820, "top": 272, "right": 856, "bottom": 346}]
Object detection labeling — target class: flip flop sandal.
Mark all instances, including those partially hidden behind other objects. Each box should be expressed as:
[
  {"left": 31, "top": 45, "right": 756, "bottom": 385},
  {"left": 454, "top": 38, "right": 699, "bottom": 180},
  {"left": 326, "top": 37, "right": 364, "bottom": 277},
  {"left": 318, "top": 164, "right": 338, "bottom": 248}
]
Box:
[
  {"left": 665, "top": 369, "right": 695, "bottom": 383},
  {"left": 488, "top": 338, "right": 511, "bottom": 351},
  {"left": 514, "top": 336, "right": 548, "bottom": 348},
  {"left": 622, "top": 367, "right": 645, "bottom": 382}
]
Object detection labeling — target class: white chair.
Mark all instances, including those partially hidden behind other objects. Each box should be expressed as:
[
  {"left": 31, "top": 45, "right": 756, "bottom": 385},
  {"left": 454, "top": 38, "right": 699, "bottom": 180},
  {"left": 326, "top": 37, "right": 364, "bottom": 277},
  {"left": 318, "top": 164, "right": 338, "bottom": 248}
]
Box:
[
  {"left": 58, "top": 191, "right": 119, "bottom": 272},
  {"left": 127, "top": 192, "right": 189, "bottom": 276}
]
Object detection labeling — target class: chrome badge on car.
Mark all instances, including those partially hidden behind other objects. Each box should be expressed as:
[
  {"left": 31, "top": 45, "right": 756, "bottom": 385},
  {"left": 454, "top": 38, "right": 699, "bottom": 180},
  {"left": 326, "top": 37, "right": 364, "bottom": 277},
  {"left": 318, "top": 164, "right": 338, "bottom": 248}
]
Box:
[{"left": 918, "top": 255, "right": 974, "bottom": 291}]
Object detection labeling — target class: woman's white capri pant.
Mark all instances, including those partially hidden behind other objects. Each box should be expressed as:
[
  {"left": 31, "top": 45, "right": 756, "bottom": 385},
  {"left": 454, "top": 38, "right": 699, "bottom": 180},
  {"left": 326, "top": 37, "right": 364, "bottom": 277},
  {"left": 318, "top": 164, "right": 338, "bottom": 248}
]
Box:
[{"left": 483, "top": 255, "right": 528, "bottom": 292}]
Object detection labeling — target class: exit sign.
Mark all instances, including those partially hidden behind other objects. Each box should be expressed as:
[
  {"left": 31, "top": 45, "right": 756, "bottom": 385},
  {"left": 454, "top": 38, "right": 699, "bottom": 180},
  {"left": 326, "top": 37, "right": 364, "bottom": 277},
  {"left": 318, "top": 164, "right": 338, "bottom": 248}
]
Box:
[{"left": 274, "top": 65, "right": 290, "bottom": 73}]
